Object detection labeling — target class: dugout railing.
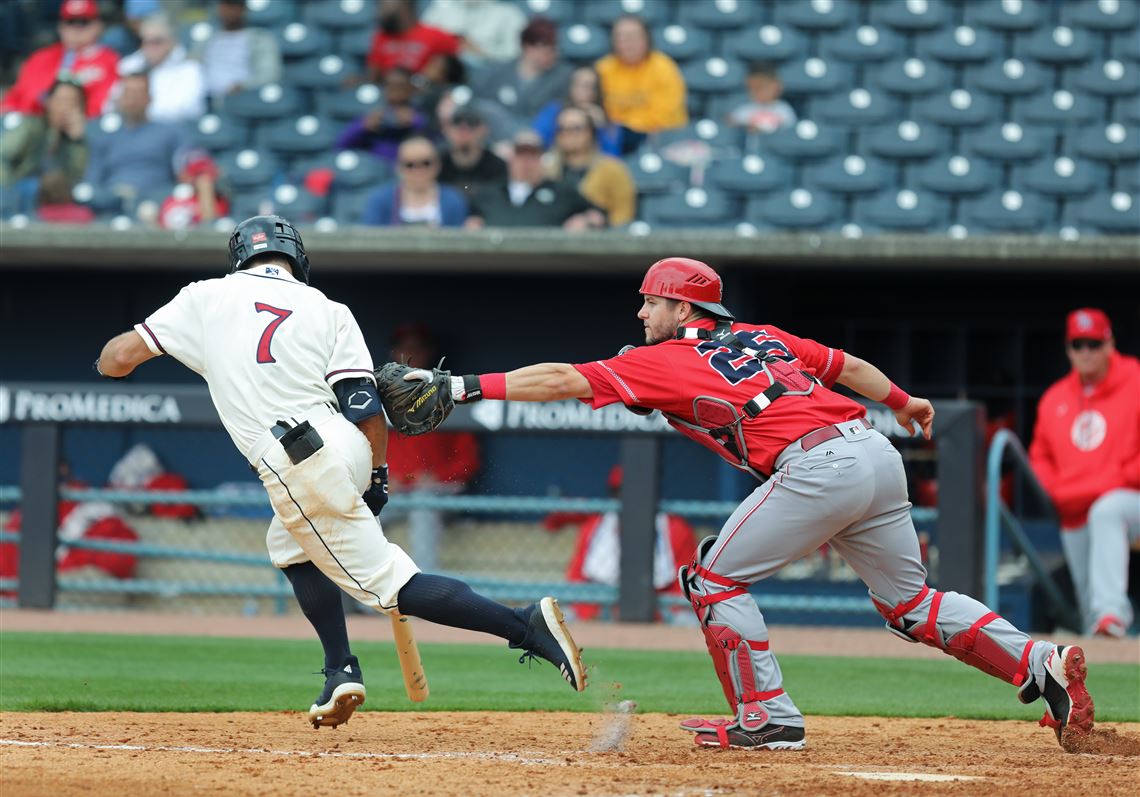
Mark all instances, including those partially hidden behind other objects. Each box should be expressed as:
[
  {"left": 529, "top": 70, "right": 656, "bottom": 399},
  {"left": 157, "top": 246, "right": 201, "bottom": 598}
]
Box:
[{"left": 1, "top": 382, "right": 982, "bottom": 622}]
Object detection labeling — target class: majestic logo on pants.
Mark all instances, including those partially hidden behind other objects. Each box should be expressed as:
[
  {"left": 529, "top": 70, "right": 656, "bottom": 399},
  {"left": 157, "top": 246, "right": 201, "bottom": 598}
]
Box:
[{"left": 1070, "top": 410, "right": 1106, "bottom": 451}]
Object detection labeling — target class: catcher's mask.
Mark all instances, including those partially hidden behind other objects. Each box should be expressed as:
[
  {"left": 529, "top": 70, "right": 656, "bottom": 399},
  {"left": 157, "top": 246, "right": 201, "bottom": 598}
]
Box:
[
  {"left": 639, "top": 257, "right": 733, "bottom": 320},
  {"left": 228, "top": 214, "right": 311, "bottom": 284}
]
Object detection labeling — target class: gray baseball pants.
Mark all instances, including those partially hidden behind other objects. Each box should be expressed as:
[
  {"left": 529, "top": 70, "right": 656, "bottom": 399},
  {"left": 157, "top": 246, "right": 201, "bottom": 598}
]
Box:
[
  {"left": 1061, "top": 488, "right": 1140, "bottom": 634},
  {"left": 691, "top": 423, "right": 1054, "bottom": 728}
]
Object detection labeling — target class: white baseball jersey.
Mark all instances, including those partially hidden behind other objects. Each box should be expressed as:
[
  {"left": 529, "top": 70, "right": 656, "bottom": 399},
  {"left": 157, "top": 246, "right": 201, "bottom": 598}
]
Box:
[{"left": 134, "top": 264, "right": 375, "bottom": 461}]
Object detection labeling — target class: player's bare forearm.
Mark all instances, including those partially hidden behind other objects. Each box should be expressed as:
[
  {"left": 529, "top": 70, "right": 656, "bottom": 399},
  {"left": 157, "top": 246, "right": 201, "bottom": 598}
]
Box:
[
  {"left": 504, "top": 363, "right": 593, "bottom": 402},
  {"left": 836, "top": 354, "right": 892, "bottom": 402},
  {"left": 357, "top": 414, "right": 387, "bottom": 468},
  {"left": 97, "top": 330, "right": 157, "bottom": 377},
  {"left": 839, "top": 354, "right": 934, "bottom": 440}
]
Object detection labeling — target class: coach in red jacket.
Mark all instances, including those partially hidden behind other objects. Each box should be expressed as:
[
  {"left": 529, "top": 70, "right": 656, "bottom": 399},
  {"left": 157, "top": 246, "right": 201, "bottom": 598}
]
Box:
[
  {"left": 1029, "top": 308, "right": 1140, "bottom": 638},
  {"left": 1, "top": 0, "right": 119, "bottom": 118}
]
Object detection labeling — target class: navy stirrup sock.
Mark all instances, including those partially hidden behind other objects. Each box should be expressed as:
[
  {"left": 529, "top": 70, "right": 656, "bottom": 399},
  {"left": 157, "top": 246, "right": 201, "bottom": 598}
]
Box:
[
  {"left": 397, "top": 573, "right": 528, "bottom": 647},
  {"left": 283, "top": 562, "right": 352, "bottom": 670}
]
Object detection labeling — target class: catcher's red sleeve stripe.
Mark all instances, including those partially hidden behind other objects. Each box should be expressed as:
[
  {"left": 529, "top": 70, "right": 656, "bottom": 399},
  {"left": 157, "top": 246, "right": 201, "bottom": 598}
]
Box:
[{"left": 140, "top": 323, "right": 166, "bottom": 354}]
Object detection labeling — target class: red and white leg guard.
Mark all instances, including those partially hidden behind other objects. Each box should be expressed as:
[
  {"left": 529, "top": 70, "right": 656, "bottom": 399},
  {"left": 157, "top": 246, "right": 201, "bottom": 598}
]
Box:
[{"left": 871, "top": 585, "right": 1033, "bottom": 687}]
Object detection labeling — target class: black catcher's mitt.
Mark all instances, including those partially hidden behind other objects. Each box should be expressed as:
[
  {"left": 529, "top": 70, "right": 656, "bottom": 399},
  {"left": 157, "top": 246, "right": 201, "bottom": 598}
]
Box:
[{"left": 374, "top": 361, "right": 454, "bottom": 436}]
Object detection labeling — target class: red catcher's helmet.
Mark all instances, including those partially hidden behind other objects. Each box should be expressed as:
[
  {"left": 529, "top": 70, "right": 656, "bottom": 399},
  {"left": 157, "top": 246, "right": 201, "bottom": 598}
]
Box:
[{"left": 639, "top": 257, "right": 734, "bottom": 320}]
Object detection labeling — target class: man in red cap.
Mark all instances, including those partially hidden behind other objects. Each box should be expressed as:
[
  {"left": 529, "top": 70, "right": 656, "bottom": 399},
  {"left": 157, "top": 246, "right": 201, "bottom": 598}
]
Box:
[
  {"left": 1030, "top": 309, "right": 1140, "bottom": 638},
  {"left": 1, "top": 0, "right": 120, "bottom": 118},
  {"left": 412, "top": 257, "right": 1097, "bottom": 752}
]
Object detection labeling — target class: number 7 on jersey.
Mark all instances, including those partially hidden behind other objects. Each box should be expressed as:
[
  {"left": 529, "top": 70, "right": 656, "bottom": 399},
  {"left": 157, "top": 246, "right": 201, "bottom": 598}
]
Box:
[{"left": 255, "top": 302, "right": 292, "bottom": 364}]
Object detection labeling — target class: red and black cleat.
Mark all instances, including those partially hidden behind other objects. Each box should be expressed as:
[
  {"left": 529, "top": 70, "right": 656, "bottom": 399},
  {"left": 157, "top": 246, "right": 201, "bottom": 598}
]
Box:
[
  {"left": 692, "top": 722, "right": 806, "bottom": 751},
  {"left": 1019, "top": 645, "right": 1095, "bottom": 746}
]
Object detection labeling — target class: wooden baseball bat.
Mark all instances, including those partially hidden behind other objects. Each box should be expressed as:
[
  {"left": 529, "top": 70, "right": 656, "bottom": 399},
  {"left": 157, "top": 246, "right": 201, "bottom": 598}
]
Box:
[{"left": 390, "top": 613, "right": 429, "bottom": 702}]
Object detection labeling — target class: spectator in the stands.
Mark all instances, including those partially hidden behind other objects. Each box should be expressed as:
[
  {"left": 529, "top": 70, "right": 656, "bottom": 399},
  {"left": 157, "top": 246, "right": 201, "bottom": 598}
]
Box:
[
  {"left": 361, "top": 0, "right": 460, "bottom": 83},
  {"left": 1029, "top": 308, "right": 1140, "bottom": 638},
  {"left": 84, "top": 72, "right": 187, "bottom": 205},
  {"left": 472, "top": 17, "right": 571, "bottom": 128},
  {"left": 0, "top": 0, "right": 119, "bottom": 118},
  {"left": 158, "top": 147, "right": 228, "bottom": 230},
  {"left": 434, "top": 87, "right": 520, "bottom": 151},
  {"left": 438, "top": 105, "right": 507, "bottom": 196},
  {"left": 414, "top": 53, "right": 467, "bottom": 124},
  {"left": 361, "top": 136, "right": 468, "bottom": 227},
  {"left": 595, "top": 14, "right": 687, "bottom": 154},
  {"left": 546, "top": 106, "right": 635, "bottom": 227},
  {"left": 117, "top": 14, "right": 207, "bottom": 124},
  {"left": 533, "top": 66, "right": 622, "bottom": 157},
  {"left": 0, "top": 78, "right": 89, "bottom": 201},
  {"left": 727, "top": 62, "right": 797, "bottom": 134},
  {"left": 101, "top": 0, "right": 161, "bottom": 56},
  {"left": 465, "top": 129, "right": 604, "bottom": 230},
  {"left": 337, "top": 68, "right": 430, "bottom": 166},
  {"left": 191, "top": 0, "right": 282, "bottom": 109},
  {"left": 422, "top": 0, "right": 527, "bottom": 66},
  {"left": 35, "top": 169, "right": 96, "bottom": 223}
]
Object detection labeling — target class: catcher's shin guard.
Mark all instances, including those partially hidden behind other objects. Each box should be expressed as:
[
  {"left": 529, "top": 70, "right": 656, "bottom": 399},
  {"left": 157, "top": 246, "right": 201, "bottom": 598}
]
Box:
[
  {"left": 871, "top": 586, "right": 1032, "bottom": 686},
  {"left": 679, "top": 538, "right": 782, "bottom": 732}
]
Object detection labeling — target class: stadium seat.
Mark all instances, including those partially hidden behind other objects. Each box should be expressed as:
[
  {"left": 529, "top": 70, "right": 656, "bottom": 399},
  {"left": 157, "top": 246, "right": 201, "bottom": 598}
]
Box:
[
  {"left": 682, "top": 56, "right": 748, "bottom": 96},
  {"left": 1120, "top": 97, "right": 1140, "bottom": 125},
  {"left": 1117, "top": 162, "right": 1140, "bottom": 192},
  {"left": 305, "top": 0, "right": 374, "bottom": 31},
  {"left": 704, "top": 91, "right": 751, "bottom": 123},
  {"left": 706, "top": 152, "right": 792, "bottom": 195},
  {"left": 1015, "top": 25, "right": 1094, "bottom": 64},
  {"left": 962, "top": 122, "right": 1050, "bottom": 163},
  {"left": 871, "top": 57, "right": 951, "bottom": 96},
  {"left": 339, "top": 27, "right": 375, "bottom": 60},
  {"left": 261, "top": 115, "right": 339, "bottom": 157},
  {"left": 1112, "top": 29, "right": 1140, "bottom": 61},
  {"left": 1011, "top": 89, "right": 1099, "bottom": 128},
  {"left": 183, "top": 20, "right": 214, "bottom": 53},
  {"left": 915, "top": 89, "right": 998, "bottom": 128},
  {"left": 772, "top": 0, "right": 856, "bottom": 31},
  {"left": 246, "top": 0, "right": 296, "bottom": 29},
  {"left": 1061, "top": 0, "right": 1139, "bottom": 32},
  {"left": 232, "top": 184, "right": 327, "bottom": 223},
  {"left": 654, "top": 118, "right": 743, "bottom": 153},
  {"left": 760, "top": 119, "right": 843, "bottom": 161},
  {"left": 1070, "top": 59, "right": 1140, "bottom": 97},
  {"left": 816, "top": 87, "right": 898, "bottom": 127},
  {"left": 278, "top": 22, "right": 332, "bottom": 61},
  {"left": 915, "top": 25, "right": 998, "bottom": 64},
  {"left": 641, "top": 187, "right": 738, "bottom": 227},
  {"left": 960, "top": 189, "right": 1049, "bottom": 232},
  {"left": 224, "top": 84, "right": 303, "bottom": 121},
  {"left": 965, "top": 58, "right": 1047, "bottom": 97},
  {"left": 803, "top": 153, "right": 892, "bottom": 195},
  {"left": 781, "top": 57, "right": 854, "bottom": 96},
  {"left": 653, "top": 24, "right": 712, "bottom": 63},
  {"left": 917, "top": 154, "right": 998, "bottom": 196},
  {"left": 868, "top": 0, "right": 950, "bottom": 31},
  {"left": 185, "top": 113, "right": 248, "bottom": 153},
  {"left": 1074, "top": 190, "right": 1140, "bottom": 233},
  {"left": 584, "top": 0, "right": 669, "bottom": 27},
  {"left": 964, "top": 0, "right": 1045, "bottom": 31},
  {"left": 293, "top": 149, "right": 392, "bottom": 191},
  {"left": 1012, "top": 155, "right": 1105, "bottom": 198},
  {"left": 747, "top": 187, "right": 841, "bottom": 229},
  {"left": 284, "top": 55, "right": 352, "bottom": 91},
  {"left": 1073, "top": 122, "right": 1140, "bottom": 163},
  {"left": 518, "top": 0, "right": 575, "bottom": 23},
  {"left": 677, "top": 0, "right": 760, "bottom": 30},
  {"left": 318, "top": 84, "right": 383, "bottom": 122},
  {"left": 624, "top": 151, "right": 688, "bottom": 194},
  {"left": 820, "top": 25, "right": 903, "bottom": 63},
  {"left": 560, "top": 23, "right": 610, "bottom": 62},
  {"left": 864, "top": 119, "right": 949, "bottom": 160},
  {"left": 854, "top": 188, "right": 949, "bottom": 231},
  {"left": 332, "top": 186, "right": 375, "bottom": 225},
  {"left": 725, "top": 24, "right": 809, "bottom": 63},
  {"left": 217, "top": 149, "right": 283, "bottom": 192}
]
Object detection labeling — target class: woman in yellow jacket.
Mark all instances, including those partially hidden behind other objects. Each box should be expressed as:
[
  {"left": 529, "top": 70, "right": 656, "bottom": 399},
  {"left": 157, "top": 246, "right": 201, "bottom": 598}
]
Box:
[{"left": 595, "top": 15, "right": 688, "bottom": 154}]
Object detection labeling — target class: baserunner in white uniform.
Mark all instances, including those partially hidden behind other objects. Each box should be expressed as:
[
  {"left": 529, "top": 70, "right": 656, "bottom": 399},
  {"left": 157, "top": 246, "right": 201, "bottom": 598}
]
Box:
[{"left": 95, "top": 215, "right": 586, "bottom": 727}]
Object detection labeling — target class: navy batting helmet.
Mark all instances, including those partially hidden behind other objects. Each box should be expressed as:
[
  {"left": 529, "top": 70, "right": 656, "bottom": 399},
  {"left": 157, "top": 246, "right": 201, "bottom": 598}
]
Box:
[{"left": 228, "top": 215, "right": 311, "bottom": 284}]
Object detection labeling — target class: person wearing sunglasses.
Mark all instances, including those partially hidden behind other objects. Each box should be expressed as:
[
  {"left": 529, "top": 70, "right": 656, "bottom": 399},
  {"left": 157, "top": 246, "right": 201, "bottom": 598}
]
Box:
[
  {"left": 361, "top": 136, "right": 468, "bottom": 227},
  {"left": 545, "top": 106, "right": 635, "bottom": 227},
  {"left": 437, "top": 105, "right": 506, "bottom": 197},
  {"left": 1, "top": 0, "right": 119, "bottom": 119},
  {"left": 1029, "top": 308, "right": 1140, "bottom": 638}
]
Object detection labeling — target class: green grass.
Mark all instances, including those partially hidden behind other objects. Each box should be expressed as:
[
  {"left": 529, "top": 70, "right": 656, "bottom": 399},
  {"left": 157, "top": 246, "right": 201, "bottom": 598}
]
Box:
[{"left": 1, "top": 632, "right": 1137, "bottom": 722}]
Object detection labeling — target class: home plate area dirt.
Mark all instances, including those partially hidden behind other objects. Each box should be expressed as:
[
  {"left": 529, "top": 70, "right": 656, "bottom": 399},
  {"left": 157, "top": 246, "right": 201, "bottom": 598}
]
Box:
[{"left": 2, "top": 712, "right": 1137, "bottom": 797}]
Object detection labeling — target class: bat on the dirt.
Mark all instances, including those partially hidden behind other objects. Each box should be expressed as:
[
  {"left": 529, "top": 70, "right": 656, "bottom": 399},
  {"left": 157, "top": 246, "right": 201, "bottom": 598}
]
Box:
[{"left": 391, "top": 613, "right": 429, "bottom": 702}]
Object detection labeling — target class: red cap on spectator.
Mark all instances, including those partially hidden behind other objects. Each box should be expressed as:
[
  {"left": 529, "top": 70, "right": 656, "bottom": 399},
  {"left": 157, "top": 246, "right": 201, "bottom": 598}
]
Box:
[
  {"left": 60, "top": 0, "right": 100, "bottom": 20},
  {"left": 1066, "top": 308, "right": 1113, "bottom": 342}
]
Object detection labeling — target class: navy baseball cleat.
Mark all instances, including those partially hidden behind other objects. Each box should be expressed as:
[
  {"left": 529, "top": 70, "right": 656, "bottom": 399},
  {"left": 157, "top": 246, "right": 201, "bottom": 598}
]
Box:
[
  {"left": 693, "top": 722, "right": 806, "bottom": 751},
  {"left": 511, "top": 597, "right": 587, "bottom": 692},
  {"left": 1017, "top": 645, "right": 1094, "bottom": 745},
  {"left": 308, "top": 655, "right": 366, "bottom": 729}
]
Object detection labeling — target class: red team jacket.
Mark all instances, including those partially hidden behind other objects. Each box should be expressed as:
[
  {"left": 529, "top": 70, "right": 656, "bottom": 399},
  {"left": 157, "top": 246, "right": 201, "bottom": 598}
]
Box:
[
  {"left": 1029, "top": 352, "right": 1140, "bottom": 529},
  {"left": 0, "top": 42, "right": 119, "bottom": 118},
  {"left": 573, "top": 318, "right": 864, "bottom": 477},
  {"left": 367, "top": 23, "right": 460, "bottom": 75}
]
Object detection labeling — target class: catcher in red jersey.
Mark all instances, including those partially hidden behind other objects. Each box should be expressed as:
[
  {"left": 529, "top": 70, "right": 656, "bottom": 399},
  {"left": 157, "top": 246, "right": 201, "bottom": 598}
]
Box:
[{"left": 421, "top": 257, "right": 1096, "bottom": 751}]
